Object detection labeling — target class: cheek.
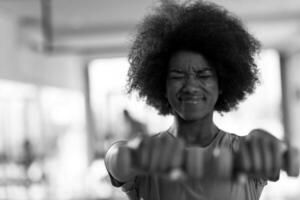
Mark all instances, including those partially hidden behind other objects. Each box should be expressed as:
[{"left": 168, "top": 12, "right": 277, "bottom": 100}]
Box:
[
  {"left": 206, "top": 79, "right": 219, "bottom": 95},
  {"left": 166, "top": 83, "right": 181, "bottom": 103},
  {"left": 210, "top": 85, "right": 220, "bottom": 99},
  {"left": 212, "top": 87, "right": 220, "bottom": 105},
  {"left": 166, "top": 87, "right": 176, "bottom": 103}
]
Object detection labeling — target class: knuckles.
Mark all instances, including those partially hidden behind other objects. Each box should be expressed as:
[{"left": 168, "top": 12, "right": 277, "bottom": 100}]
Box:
[
  {"left": 237, "top": 129, "right": 283, "bottom": 181},
  {"left": 133, "top": 136, "right": 185, "bottom": 173}
]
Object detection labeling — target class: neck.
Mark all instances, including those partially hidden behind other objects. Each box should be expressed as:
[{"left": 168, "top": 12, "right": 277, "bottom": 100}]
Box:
[{"left": 168, "top": 113, "right": 219, "bottom": 147}]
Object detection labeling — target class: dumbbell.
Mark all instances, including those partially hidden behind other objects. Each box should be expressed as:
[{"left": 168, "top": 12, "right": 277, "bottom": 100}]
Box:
[
  {"left": 183, "top": 147, "right": 233, "bottom": 181},
  {"left": 182, "top": 146, "right": 299, "bottom": 182},
  {"left": 117, "top": 138, "right": 299, "bottom": 182},
  {"left": 282, "top": 147, "right": 300, "bottom": 177}
]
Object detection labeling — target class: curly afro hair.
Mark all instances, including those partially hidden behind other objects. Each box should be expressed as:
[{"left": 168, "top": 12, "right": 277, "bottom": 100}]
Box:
[{"left": 127, "top": 0, "right": 261, "bottom": 115}]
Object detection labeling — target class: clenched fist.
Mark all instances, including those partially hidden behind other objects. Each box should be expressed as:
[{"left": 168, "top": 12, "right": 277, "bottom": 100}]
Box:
[
  {"left": 130, "top": 133, "right": 185, "bottom": 175},
  {"left": 235, "top": 129, "right": 299, "bottom": 181}
]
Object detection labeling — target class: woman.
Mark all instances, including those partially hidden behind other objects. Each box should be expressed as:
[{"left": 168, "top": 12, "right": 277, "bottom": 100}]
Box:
[{"left": 105, "top": 1, "right": 287, "bottom": 199}]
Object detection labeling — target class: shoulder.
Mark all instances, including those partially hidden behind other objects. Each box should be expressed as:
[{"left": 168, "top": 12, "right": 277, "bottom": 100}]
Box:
[{"left": 149, "top": 130, "right": 176, "bottom": 140}]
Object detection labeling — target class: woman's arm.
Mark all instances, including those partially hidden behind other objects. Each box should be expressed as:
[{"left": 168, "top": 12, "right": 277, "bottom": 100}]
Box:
[
  {"left": 105, "top": 134, "right": 186, "bottom": 183},
  {"left": 237, "top": 129, "right": 299, "bottom": 181},
  {"left": 105, "top": 141, "right": 139, "bottom": 183}
]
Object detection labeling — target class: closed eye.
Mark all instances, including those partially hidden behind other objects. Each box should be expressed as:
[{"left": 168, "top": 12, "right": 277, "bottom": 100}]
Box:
[
  {"left": 197, "top": 74, "right": 212, "bottom": 78},
  {"left": 168, "top": 72, "right": 184, "bottom": 79},
  {"left": 196, "top": 70, "right": 214, "bottom": 78}
]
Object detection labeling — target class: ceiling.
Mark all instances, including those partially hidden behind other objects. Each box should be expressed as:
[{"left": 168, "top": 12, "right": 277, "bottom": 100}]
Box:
[{"left": 1, "top": 0, "right": 300, "bottom": 55}]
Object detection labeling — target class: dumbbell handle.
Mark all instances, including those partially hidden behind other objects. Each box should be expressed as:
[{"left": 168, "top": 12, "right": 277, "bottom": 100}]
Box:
[{"left": 281, "top": 148, "right": 299, "bottom": 177}]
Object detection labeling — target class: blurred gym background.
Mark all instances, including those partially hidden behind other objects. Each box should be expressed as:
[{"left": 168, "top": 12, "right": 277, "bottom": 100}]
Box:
[{"left": 0, "top": 0, "right": 299, "bottom": 199}]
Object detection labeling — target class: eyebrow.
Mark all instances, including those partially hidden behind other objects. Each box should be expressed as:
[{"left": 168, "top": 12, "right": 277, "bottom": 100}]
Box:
[
  {"left": 169, "top": 69, "right": 184, "bottom": 73},
  {"left": 169, "top": 68, "right": 213, "bottom": 73}
]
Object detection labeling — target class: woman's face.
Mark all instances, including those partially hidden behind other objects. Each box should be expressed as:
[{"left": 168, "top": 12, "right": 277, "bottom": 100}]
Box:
[{"left": 166, "top": 50, "right": 220, "bottom": 121}]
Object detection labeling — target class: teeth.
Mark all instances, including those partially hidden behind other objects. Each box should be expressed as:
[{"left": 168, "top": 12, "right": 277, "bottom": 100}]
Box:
[
  {"left": 184, "top": 100, "right": 200, "bottom": 104},
  {"left": 180, "top": 95, "right": 205, "bottom": 102}
]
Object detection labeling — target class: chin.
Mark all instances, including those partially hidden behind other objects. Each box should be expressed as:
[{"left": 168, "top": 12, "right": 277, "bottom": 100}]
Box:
[{"left": 179, "top": 112, "right": 207, "bottom": 122}]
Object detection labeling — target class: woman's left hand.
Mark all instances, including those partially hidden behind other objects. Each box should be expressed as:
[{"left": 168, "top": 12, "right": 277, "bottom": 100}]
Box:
[{"left": 237, "top": 129, "right": 285, "bottom": 181}]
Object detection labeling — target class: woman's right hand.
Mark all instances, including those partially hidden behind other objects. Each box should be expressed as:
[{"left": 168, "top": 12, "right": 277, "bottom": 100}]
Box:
[{"left": 130, "top": 133, "right": 185, "bottom": 176}]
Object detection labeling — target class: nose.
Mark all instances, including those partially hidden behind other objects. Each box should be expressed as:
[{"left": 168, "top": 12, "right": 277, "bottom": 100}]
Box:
[{"left": 182, "top": 75, "right": 200, "bottom": 93}]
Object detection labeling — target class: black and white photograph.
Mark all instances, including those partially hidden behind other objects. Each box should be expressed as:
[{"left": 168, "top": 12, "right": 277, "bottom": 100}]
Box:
[{"left": 0, "top": 0, "right": 299, "bottom": 199}]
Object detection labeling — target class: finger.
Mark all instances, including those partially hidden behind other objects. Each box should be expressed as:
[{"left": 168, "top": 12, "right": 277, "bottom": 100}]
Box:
[
  {"left": 186, "top": 147, "right": 205, "bottom": 179},
  {"left": 139, "top": 139, "right": 151, "bottom": 170},
  {"left": 169, "top": 139, "right": 185, "bottom": 169},
  {"left": 268, "top": 143, "right": 283, "bottom": 181},
  {"left": 149, "top": 137, "right": 162, "bottom": 172},
  {"left": 269, "top": 142, "right": 282, "bottom": 181},
  {"left": 214, "top": 147, "right": 233, "bottom": 179},
  {"left": 248, "top": 137, "right": 263, "bottom": 175},
  {"left": 237, "top": 140, "right": 251, "bottom": 173},
  {"left": 194, "top": 148, "right": 204, "bottom": 178},
  {"left": 259, "top": 139, "right": 272, "bottom": 179},
  {"left": 158, "top": 136, "right": 174, "bottom": 172}
]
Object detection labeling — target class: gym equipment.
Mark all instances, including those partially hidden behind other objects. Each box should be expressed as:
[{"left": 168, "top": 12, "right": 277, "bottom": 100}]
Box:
[{"left": 117, "top": 137, "right": 299, "bottom": 182}]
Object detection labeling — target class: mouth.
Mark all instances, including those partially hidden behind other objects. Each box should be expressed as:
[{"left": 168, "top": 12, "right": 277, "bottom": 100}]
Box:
[{"left": 179, "top": 94, "right": 206, "bottom": 104}]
